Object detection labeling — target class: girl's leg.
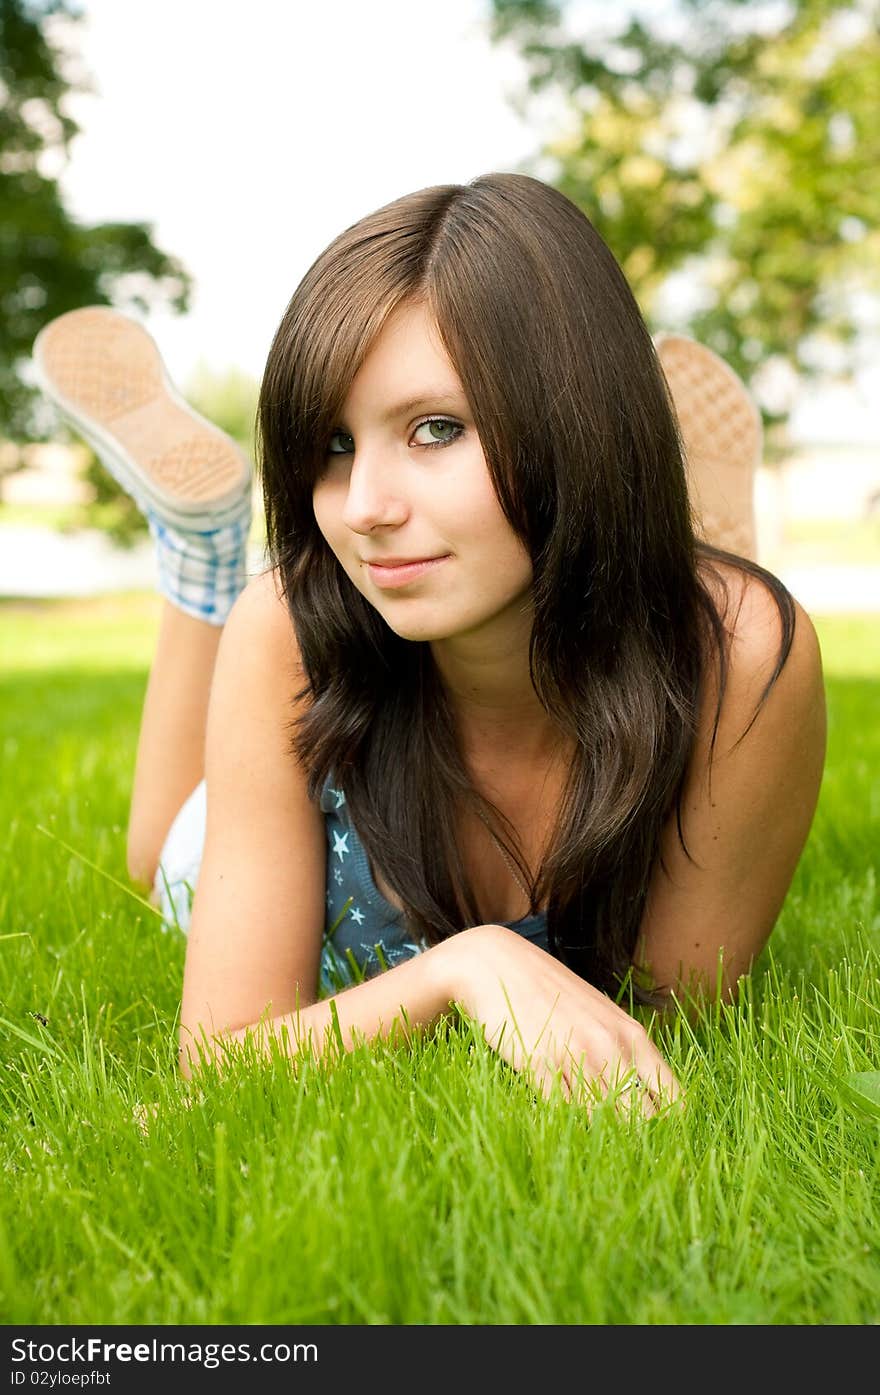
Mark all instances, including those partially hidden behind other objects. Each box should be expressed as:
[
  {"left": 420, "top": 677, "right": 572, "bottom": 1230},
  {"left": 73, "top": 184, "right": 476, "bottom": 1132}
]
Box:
[
  {"left": 126, "top": 602, "right": 222, "bottom": 889},
  {"left": 31, "top": 306, "right": 254, "bottom": 898}
]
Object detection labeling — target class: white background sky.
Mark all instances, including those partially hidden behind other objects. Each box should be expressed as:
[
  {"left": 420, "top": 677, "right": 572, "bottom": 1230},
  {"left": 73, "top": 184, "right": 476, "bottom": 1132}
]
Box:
[
  {"left": 56, "top": 0, "right": 533, "bottom": 380},
  {"left": 52, "top": 0, "right": 880, "bottom": 446}
]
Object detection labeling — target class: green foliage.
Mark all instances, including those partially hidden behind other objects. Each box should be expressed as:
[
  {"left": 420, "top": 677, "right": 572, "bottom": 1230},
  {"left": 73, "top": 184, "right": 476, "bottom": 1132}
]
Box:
[
  {"left": 0, "top": 0, "right": 193, "bottom": 444},
  {"left": 489, "top": 0, "right": 880, "bottom": 434}
]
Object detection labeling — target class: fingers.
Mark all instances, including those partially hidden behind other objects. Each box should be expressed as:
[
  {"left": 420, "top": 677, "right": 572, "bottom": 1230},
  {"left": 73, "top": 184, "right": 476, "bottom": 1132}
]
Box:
[
  {"left": 526, "top": 1055, "right": 683, "bottom": 1120},
  {"left": 564, "top": 1034, "right": 684, "bottom": 1121},
  {"left": 481, "top": 987, "right": 684, "bottom": 1120},
  {"left": 527, "top": 1049, "right": 572, "bottom": 1105},
  {"left": 607, "top": 1073, "right": 660, "bottom": 1120},
  {"left": 633, "top": 1049, "right": 688, "bottom": 1104},
  {"left": 630, "top": 1042, "right": 685, "bottom": 1112},
  {"left": 606, "top": 1019, "right": 685, "bottom": 1112},
  {"left": 565, "top": 1062, "right": 655, "bottom": 1120},
  {"left": 522, "top": 1043, "right": 671, "bottom": 1121},
  {"left": 485, "top": 1018, "right": 574, "bottom": 1106}
]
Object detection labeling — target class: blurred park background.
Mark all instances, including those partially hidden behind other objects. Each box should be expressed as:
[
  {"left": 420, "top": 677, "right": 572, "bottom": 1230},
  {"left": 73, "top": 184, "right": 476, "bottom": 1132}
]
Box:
[
  {"left": 2, "top": 3, "right": 878, "bottom": 1330},
  {"left": 1, "top": 0, "right": 879, "bottom": 613}
]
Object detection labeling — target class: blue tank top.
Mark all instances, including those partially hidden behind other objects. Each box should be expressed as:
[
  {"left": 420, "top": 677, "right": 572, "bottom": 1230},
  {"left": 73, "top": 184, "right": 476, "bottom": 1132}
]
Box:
[{"left": 318, "top": 770, "right": 548, "bottom": 994}]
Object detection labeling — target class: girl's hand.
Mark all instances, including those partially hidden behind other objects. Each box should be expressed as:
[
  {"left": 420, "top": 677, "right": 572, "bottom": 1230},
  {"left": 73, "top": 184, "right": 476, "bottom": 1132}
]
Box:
[{"left": 445, "top": 924, "right": 683, "bottom": 1118}]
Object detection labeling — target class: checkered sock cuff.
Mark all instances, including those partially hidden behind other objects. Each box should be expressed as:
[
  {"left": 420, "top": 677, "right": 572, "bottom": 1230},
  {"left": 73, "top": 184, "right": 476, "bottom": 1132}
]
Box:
[{"left": 147, "top": 505, "right": 251, "bottom": 626}]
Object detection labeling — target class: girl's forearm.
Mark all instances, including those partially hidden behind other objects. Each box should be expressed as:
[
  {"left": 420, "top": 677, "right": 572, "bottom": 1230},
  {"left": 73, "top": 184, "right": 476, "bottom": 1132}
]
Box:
[{"left": 178, "top": 934, "right": 469, "bottom": 1077}]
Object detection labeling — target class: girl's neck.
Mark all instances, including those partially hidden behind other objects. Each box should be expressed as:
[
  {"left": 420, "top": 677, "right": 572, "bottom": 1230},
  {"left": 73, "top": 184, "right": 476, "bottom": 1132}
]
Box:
[
  {"left": 450, "top": 690, "right": 567, "bottom": 774},
  {"left": 430, "top": 623, "right": 562, "bottom": 769}
]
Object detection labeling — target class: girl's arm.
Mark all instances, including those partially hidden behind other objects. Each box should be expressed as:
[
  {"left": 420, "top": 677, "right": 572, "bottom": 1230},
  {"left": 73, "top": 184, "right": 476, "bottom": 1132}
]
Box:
[
  {"left": 179, "top": 571, "right": 679, "bottom": 1113},
  {"left": 633, "top": 567, "right": 826, "bottom": 1012},
  {"left": 201, "top": 923, "right": 680, "bottom": 1116},
  {"left": 178, "top": 568, "right": 329, "bottom": 1067}
]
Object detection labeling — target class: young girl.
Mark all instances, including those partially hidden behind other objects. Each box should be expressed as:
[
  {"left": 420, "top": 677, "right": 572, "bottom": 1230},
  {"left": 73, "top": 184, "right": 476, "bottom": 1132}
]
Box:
[{"left": 32, "top": 172, "right": 826, "bottom": 1117}]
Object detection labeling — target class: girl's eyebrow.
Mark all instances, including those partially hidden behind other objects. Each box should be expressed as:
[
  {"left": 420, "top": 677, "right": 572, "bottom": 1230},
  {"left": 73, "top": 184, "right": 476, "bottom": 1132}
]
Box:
[
  {"left": 334, "top": 391, "right": 469, "bottom": 430},
  {"left": 379, "top": 391, "right": 468, "bottom": 423}
]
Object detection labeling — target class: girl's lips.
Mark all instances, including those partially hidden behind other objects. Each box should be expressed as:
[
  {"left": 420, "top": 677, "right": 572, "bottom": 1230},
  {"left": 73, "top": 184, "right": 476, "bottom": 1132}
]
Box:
[{"left": 366, "top": 555, "right": 451, "bottom": 588}]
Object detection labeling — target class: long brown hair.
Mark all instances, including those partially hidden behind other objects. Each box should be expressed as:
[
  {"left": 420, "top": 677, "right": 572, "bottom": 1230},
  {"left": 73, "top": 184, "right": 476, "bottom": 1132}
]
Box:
[{"left": 256, "top": 172, "right": 794, "bottom": 1007}]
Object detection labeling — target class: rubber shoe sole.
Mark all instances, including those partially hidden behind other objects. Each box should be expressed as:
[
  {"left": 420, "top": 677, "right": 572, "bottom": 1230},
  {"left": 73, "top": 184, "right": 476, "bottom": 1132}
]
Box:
[
  {"left": 32, "top": 306, "right": 253, "bottom": 533},
  {"left": 655, "top": 333, "right": 761, "bottom": 561}
]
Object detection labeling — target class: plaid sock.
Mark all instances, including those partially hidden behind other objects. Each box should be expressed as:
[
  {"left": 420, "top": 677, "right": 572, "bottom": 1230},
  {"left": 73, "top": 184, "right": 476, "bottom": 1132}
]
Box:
[{"left": 146, "top": 500, "right": 252, "bottom": 626}]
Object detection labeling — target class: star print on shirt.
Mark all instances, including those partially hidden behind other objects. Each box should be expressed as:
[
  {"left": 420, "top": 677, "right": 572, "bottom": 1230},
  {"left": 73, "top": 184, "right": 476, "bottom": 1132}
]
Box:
[
  {"left": 349, "top": 906, "right": 365, "bottom": 926},
  {"left": 332, "top": 830, "right": 350, "bottom": 862},
  {"left": 329, "top": 787, "right": 346, "bottom": 808},
  {"left": 332, "top": 865, "right": 344, "bottom": 885}
]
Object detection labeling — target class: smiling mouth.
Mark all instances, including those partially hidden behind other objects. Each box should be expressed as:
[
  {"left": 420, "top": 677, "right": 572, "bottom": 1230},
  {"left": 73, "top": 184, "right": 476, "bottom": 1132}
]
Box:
[
  {"left": 365, "top": 555, "right": 451, "bottom": 587},
  {"left": 364, "top": 556, "right": 448, "bottom": 567}
]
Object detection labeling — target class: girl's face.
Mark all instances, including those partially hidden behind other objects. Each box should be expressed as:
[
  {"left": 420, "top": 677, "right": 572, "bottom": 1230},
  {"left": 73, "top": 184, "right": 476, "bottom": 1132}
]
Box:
[{"left": 311, "top": 299, "right": 534, "bottom": 645}]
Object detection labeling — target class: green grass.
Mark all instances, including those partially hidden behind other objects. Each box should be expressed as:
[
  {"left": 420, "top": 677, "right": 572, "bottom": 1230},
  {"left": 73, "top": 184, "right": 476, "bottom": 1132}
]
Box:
[
  {"left": 770, "top": 514, "right": 880, "bottom": 567},
  {"left": 1, "top": 597, "right": 878, "bottom": 1324}
]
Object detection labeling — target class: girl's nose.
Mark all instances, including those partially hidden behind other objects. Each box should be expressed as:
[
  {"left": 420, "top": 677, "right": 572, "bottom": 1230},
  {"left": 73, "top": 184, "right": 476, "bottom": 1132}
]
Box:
[{"left": 341, "top": 450, "right": 409, "bottom": 533}]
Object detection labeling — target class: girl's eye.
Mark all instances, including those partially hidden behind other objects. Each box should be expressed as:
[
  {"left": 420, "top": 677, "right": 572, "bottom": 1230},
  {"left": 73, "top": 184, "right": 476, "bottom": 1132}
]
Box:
[
  {"left": 324, "top": 418, "right": 462, "bottom": 458},
  {"left": 411, "top": 418, "right": 463, "bottom": 448},
  {"left": 327, "top": 430, "right": 355, "bottom": 455}
]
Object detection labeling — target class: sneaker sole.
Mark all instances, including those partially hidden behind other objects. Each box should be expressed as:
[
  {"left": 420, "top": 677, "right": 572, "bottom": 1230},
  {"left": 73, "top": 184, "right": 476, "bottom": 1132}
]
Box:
[
  {"left": 32, "top": 306, "right": 253, "bottom": 533},
  {"left": 655, "top": 333, "right": 761, "bottom": 561}
]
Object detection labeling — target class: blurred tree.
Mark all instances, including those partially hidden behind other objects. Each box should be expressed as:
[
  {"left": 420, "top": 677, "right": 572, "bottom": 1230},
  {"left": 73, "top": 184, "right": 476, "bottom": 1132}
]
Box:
[
  {"left": 490, "top": 0, "right": 880, "bottom": 441},
  {"left": 0, "top": 0, "right": 193, "bottom": 534}
]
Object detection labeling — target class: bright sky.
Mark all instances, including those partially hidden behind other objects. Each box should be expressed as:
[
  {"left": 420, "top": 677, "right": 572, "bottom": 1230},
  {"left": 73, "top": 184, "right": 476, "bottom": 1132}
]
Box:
[
  {"left": 54, "top": 0, "right": 880, "bottom": 446},
  {"left": 56, "top": 0, "right": 533, "bottom": 382}
]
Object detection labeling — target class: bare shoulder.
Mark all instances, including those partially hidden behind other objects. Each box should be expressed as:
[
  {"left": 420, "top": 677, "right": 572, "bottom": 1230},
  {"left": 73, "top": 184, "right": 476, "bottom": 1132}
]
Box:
[
  {"left": 207, "top": 565, "right": 313, "bottom": 778},
  {"left": 697, "top": 557, "right": 824, "bottom": 748},
  {"left": 226, "top": 563, "right": 290, "bottom": 634},
  {"left": 220, "top": 564, "right": 304, "bottom": 682}
]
